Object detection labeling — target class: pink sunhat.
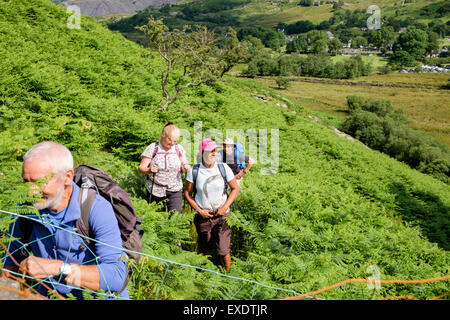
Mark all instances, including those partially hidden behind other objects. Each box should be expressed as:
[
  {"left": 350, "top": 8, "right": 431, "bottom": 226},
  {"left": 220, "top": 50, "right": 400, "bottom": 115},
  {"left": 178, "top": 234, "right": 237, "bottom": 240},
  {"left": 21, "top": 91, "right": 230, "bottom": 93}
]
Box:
[{"left": 199, "top": 138, "right": 221, "bottom": 152}]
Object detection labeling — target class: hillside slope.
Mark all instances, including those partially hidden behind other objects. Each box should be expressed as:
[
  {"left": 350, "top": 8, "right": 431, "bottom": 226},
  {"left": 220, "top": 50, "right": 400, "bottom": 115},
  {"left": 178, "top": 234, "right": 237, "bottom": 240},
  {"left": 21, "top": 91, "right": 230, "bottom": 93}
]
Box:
[{"left": 0, "top": 0, "right": 449, "bottom": 300}]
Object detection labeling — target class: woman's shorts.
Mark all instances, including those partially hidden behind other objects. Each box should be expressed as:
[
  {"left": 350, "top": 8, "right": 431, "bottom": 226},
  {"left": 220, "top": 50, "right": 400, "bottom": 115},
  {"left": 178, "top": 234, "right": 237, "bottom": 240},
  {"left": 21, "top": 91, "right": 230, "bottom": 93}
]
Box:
[{"left": 193, "top": 213, "right": 231, "bottom": 256}]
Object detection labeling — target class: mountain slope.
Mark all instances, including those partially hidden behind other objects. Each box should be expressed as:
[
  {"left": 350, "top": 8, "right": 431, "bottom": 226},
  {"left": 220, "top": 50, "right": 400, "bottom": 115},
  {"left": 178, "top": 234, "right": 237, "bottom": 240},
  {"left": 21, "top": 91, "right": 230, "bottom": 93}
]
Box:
[
  {"left": 106, "top": 0, "right": 450, "bottom": 31},
  {"left": 0, "top": 0, "right": 449, "bottom": 300},
  {"left": 58, "top": 0, "right": 184, "bottom": 16}
]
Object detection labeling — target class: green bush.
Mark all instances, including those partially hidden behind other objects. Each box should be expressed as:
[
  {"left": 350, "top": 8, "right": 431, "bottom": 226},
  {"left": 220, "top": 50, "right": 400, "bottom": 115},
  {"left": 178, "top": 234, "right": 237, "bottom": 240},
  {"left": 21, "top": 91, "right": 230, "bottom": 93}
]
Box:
[
  {"left": 341, "top": 95, "right": 450, "bottom": 183},
  {"left": 275, "top": 76, "right": 290, "bottom": 89}
]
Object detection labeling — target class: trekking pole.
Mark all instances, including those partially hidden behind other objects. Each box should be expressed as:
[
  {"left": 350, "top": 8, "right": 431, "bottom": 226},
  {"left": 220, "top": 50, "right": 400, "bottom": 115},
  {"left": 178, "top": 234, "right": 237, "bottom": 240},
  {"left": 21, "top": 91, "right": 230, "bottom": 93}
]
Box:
[{"left": 148, "top": 172, "right": 155, "bottom": 204}]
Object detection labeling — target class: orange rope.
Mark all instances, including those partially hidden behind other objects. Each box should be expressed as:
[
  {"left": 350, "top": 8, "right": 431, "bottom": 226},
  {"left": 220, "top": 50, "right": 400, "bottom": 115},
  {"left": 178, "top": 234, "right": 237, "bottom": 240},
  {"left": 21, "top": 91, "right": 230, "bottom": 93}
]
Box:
[
  {"left": 379, "top": 296, "right": 418, "bottom": 300},
  {"left": 0, "top": 284, "right": 45, "bottom": 300},
  {"left": 428, "top": 291, "right": 450, "bottom": 300},
  {"left": 279, "top": 275, "right": 450, "bottom": 300},
  {"left": 3, "top": 272, "right": 47, "bottom": 299},
  {"left": 0, "top": 241, "right": 65, "bottom": 300}
]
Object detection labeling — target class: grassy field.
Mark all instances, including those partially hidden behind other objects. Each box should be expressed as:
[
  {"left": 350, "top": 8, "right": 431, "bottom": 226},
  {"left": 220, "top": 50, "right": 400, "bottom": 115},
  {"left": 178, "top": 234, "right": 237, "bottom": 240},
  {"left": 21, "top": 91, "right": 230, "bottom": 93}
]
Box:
[
  {"left": 255, "top": 73, "right": 450, "bottom": 146},
  {"left": 225, "top": 0, "right": 445, "bottom": 28},
  {"left": 234, "top": 1, "right": 334, "bottom": 26},
  {"left": 331, "top": 55, "right": 388, "bottom": 70}
]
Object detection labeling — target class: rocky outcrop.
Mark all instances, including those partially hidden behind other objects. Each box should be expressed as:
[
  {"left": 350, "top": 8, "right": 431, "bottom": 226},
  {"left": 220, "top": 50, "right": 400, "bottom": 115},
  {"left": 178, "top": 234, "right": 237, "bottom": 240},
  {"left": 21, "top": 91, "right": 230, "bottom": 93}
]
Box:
[
  {"left": 0, "top": 277, "right": 45, "bottom": 300},
  {"left": 61, "top": 0, "right": 183, "bottom": 16}
]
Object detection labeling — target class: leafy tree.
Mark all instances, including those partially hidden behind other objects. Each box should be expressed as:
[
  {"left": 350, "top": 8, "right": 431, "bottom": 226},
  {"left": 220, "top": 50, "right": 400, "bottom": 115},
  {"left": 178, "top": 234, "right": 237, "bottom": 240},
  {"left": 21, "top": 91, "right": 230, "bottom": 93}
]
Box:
[
  {"left": 371, "top": 26, "right": 396, "bottom": 49},
  {"left": 216, "top": 27, "right": 252, "bottom": 77},
  {"left": 332, "top": 0, "right": 344, "bottom": 11},
  {"left": 242, "top": 60, "right": 259, "bottom": 77},
  {"left": 275, "top": 76, "right": 290, "bottom": 89},
  {"left": 343, "top": 56, "right": 372, "bottom": 78},
  {"left": 392, "top": 27, "right": 428, "bottom": 61},
  {"left": 425, "top": 31, "right": 440, "bottom": 57},
  {"left": 308, "top": 30, "right": 328, "bottom": 54},
  {"left": 286, "top": 34, "right": 308, "bottom": 53},
  {"left": 263, "top": 30, "right": 286, "bottom": 51},
  {"left": 328, "top": 38, "right": 343, "bottom": 56},
  {"left": 346, "top": 95, "right": 366, "bottom": 112},
  {"left": 299, "top": 0, "right": 314, "bottom": 7},
  {"left": 255, "top": 55, "right": 279, "bottom": 76},
  {"left": 298, "top": 54, "right": 331, "bottom": 77},
  {"left": 428, "top": 20, "right": 449, "bottom": 37},
  {"left": 278, "top": 54, "right": 301, "bottom": 76},
  {"left": 389, "top": 50, "right": 418, "bottom": 69},
  {"left": 351, "top": 36, "right": 367, "bottom": 49},
  {"left": 285, "top": 20, "right": 316, "bottom": 35},
  {"left": 138, "top": 17, "right": 222, "bottom": 111},
  {"left": 237, "top": 26, "right": 285, "bottom": 51},
  {"left": 244, "top": 35, "right": 265, "bottom": 55}
]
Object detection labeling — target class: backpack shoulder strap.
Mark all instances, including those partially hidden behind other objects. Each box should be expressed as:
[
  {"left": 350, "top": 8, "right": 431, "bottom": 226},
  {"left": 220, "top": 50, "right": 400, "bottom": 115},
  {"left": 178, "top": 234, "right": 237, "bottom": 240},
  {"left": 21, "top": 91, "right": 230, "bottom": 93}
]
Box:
[
  {"left": 192, "top": 164, "right": 200, "bottom": 197},
  {"left": 20, "top": 216, "right": 33, "bottom": 242},
  {"left": 192, "top": 164, "right": 201, "bottom": 182},
  {"left": 77, "top": 185, "right": 130, "bottom": 294},
  {"left": 151, "top": 141, "right": 160, "bottom": 159},
  {"left": 76, "top": 186, "right": 97, "bottom": 244},
  {"left": 217, "top": 163, "right": 229, "bottom": 195},
  {"left": 18, "top": 216, "right": 34, "bottom": 258}
]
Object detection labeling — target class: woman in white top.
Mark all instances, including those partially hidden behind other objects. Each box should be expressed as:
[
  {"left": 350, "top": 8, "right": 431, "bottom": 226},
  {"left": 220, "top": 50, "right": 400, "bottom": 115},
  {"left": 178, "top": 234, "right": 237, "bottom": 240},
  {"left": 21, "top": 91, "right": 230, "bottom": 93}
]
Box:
[
  {"left": 139, "top": 122, "right": 190, "bottom": 215},
  {"left": 184, "top": 139, "right": 239, "bottom": 271}
]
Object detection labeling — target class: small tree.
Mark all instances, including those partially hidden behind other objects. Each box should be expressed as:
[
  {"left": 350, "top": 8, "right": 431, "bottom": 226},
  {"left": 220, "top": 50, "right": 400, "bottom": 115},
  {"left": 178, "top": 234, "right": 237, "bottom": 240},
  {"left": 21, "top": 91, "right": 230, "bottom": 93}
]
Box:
[
  {"left": 328, "top": 38, "right": 344, "bottom": 55},
  {"left": 299, "top": 0, "right": 314, "bottom": 7},
  {"left": 138, "top": 17, "right": 222, "bottom": 112},
  {"left": 276, "top": 76, "right": 290, "bottom": 89},
  {"left": 332, "top": 0, "right": 344, "bottom": 11},
  {"left": 216, "top": 27, "right": 252, "bottom": 77},
  {"left": 286, "top": 34, "right": 308, "bottom": 53}
]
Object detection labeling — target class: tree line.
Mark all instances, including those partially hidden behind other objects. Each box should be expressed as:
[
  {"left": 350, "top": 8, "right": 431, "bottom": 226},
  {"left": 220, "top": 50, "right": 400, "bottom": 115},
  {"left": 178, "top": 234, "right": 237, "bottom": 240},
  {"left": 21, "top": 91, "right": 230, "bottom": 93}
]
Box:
[{"left": 243, "top": 53, "right": 372, "bottom": 80}]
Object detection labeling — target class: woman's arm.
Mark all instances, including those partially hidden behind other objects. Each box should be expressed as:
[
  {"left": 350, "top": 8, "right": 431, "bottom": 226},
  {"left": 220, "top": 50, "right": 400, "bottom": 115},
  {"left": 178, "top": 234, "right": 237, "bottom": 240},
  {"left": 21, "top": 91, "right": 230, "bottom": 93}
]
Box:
[
  {"left": 138, "top": 156, "right": 151, "bottom": 174},
  {"left": 179, "top": 145, "right": 191, "bottom": 172},
  {"left": 138, "top": 156, "right": 158, "bottom": 175}
]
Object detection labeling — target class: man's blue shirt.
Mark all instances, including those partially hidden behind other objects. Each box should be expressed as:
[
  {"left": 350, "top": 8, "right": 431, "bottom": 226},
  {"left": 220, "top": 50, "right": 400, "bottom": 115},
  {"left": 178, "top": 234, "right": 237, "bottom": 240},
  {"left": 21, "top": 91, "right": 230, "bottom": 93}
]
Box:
[{"left": 3, "top": 182, "right": 129, "bottom": 299}]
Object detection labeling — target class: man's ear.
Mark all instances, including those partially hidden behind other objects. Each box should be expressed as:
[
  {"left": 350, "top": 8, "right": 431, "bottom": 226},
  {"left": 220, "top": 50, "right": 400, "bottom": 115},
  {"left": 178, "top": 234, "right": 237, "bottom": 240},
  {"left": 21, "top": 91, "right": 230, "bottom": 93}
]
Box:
[{"left": 64, "top": 169, "right": 74, "bottom": 186}]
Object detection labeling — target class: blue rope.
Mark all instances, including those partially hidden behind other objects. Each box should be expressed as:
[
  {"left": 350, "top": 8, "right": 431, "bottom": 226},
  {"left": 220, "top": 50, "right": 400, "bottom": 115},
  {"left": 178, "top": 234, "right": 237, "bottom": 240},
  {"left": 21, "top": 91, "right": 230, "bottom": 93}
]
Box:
[{"left": 0, "top": 208, "right": 321, "bottom": 300}]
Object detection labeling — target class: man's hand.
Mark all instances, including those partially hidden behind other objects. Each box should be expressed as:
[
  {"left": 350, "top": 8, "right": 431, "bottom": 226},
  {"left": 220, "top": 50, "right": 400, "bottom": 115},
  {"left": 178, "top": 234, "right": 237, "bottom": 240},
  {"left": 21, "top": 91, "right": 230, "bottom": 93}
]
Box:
[
  {"left": 215, "top": 206, "right": 228, "bottom": 216},
  {"left": 197, "top": 208, "right": 213, "bottom": 219},
  {"left": 19, "top": 256, "right": 61, "bottom": 279}
]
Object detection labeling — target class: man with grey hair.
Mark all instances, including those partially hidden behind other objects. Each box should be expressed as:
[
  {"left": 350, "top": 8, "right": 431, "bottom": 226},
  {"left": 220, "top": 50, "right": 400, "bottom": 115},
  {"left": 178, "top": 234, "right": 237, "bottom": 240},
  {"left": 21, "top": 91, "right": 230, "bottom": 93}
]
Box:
[{"left": 1, "top": 141, "right": 129, "bottom": 299}]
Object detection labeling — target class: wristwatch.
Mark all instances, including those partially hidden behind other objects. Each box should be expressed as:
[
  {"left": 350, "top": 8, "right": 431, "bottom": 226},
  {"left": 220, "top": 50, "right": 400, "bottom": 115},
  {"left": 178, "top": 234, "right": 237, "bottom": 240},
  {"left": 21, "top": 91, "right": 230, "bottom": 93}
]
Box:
[{"left": 60, "top": 262, "right": 72, "bottom": 276}]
